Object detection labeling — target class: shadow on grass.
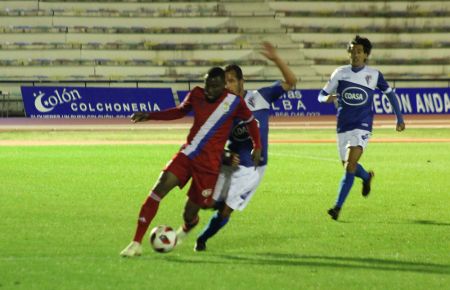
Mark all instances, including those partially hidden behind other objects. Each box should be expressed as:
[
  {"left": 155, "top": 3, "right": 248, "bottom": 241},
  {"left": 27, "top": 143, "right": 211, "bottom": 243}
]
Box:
[
  {"left": 412, "top": 219, "right": 450, "bottom": 226},
  {"left": 164, "top": 252, "right": 450, "bottom": 275},
  {"left": 330, "top": 219, "right": 450, "bottom": 226}
]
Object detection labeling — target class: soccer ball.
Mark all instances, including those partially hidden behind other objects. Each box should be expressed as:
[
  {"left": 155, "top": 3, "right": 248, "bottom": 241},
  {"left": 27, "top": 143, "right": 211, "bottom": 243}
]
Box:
[{"left": 149, "top": 225, "right": 177, "bottom": 253}]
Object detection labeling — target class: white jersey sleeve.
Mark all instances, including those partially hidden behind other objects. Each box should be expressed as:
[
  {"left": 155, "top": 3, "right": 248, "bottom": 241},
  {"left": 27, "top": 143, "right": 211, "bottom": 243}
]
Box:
[
  {"left": 318, "top": 67, "right": 343, "bottom": 103},
  {"left": 322, "top": 67, "right": 342, "bottom": 95}
]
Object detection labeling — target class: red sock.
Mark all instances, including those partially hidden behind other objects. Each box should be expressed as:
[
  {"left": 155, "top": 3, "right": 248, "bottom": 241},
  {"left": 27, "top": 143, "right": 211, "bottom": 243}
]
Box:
[{"left": 133, "top": 192, "right": 161, "bottom": 243}]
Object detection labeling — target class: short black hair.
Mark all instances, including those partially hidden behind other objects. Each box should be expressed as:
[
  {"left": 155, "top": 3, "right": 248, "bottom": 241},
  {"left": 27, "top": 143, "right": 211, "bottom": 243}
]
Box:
[
  {"left": 224, "top": 64, "right": 243, "bottom": 80},
  {"left": 205, "top": 66, "right": 225, "bottom": 80},
  {"left": 347, "top": 35, "right": 372, "bottom": 55}
]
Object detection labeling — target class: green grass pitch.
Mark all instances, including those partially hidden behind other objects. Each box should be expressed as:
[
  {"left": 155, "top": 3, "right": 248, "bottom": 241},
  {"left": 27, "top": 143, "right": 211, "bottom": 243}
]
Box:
[{"left": 0, "top": 129, "right": 449, "bottom": 290}]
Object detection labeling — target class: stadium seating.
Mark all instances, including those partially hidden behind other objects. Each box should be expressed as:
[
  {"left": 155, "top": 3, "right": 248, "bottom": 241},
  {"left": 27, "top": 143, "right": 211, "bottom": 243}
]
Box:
[
  {"left": 271, "top": 1, "right": 449, "bottom": 81},
  {"left": 0, "top": 1, "right": 449, "bottom": 90}
]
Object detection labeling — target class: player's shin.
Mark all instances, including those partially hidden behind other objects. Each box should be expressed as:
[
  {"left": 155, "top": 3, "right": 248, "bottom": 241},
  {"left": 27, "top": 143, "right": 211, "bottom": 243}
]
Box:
[
  {"left": 176, "top": 215, "right": 200, "bottom": 244},
  {"left": 133, "top": 191, "right": 162, "bottom": 243},
  {"left": 335, "top": 172, "right": 355, "bottom": 208},
  {"left": 355, "top": 163, "right": 370, "bottom": 181},
  {"left": 182, "top": 215, "right": 200, "bottom": 233},
  {"left": 197, "top": 211, "right": 229, "bottom": 243}
]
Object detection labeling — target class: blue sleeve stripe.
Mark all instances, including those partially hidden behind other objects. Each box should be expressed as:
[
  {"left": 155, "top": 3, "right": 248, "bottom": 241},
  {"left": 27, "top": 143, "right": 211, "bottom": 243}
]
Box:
[{"left": 386, "top": 91, "right": 404, "bottom": 123}]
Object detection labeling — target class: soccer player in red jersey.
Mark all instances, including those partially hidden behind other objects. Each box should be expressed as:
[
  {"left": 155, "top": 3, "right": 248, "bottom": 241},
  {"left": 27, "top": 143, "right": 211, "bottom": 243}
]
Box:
[{"left": 120, "top": 67, "right": 262, "bottom": 257}]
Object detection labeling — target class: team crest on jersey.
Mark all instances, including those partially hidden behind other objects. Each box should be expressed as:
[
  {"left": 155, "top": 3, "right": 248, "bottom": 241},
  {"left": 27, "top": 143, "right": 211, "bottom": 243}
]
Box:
[
  {"left": 201, "top": 189, "right": 213, "bottom": 197},
  {"left": 365, "top": 75, "right": 372, "bottom": 85},
  {"left": 247, "top": 95, "right": 256, "bottom": 108},
  {"left": 232, "top": 121, "right": 250, "bottom": 141},
  {"left": 222, "top": 102, "right": 230, "bottom": 113}
]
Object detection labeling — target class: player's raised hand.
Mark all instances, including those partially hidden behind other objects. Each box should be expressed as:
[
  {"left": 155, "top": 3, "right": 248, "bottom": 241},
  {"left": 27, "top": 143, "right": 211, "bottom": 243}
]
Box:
[
  {"left": 251, "top": 148, "right": 262, "bottom": 168},
  {"left": 260, "top": 41, "right": 278, "bottom": 62},
  {"left": 396, "top": 122, "right": 405, "bottom": 132},
  {"left": 131, "top": 112, "right": 150, "bottom": 123}
]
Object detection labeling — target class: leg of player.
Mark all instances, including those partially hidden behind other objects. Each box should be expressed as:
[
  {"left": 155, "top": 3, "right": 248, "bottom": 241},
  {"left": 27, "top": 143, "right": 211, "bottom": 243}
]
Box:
[
  {"left": 328, "top": 146, "right": 362, "bottom": 220},
  {"left": 355, "top": 162, "right": 374, "bottom": 197},
  {"left": 194, "top": 204, "right": 233, "bottom": 251},
  {"left": 344, "top": 160, "right": 373, "bottom": 196},
  {"left": 175, "top": 199, "right": 201, "bottom": 244},
  {"left": 120, "top": 171, "right": 180, "bottom": 257}
]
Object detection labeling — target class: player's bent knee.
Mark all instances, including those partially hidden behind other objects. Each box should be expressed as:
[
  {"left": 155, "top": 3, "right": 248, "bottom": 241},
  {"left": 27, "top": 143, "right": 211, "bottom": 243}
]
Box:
[
  {"left": 219, "top": 206, "right": 233, "bottom": 219},
  {"left": 219, "top": 212, "right": 231, "bottom": 220},
  {"left": 344, "top": 161, "right": 357, "bottom": 173}
]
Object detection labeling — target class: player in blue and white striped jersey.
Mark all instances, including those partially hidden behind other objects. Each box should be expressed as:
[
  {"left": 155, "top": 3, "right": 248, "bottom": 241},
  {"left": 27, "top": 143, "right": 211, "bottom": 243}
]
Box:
[
  {"left": 192, "top": 42, "right": 297, "bottom": 251},
  {"left": 318, "top": 35, "right": 405, "bottom": 221}
]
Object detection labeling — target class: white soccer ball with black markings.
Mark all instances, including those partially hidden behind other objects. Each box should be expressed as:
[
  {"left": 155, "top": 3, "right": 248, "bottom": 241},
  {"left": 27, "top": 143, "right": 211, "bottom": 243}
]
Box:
[{"left": 149, "top": 225, "right": 177, "bottom": 253}]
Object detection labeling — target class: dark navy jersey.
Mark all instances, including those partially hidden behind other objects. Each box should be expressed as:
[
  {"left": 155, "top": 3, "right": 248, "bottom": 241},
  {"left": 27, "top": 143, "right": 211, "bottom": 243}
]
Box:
[
  {"left": 228, "top": 82, "right": 286, "bottom": 167},
  {"left": 320, "top": 65, "right": 393, "bottom": 133}
]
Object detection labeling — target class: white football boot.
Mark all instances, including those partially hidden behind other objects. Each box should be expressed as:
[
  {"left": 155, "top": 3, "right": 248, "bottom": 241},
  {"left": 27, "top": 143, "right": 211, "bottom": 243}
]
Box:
[
  {"left": 175, "top": 227, "right": 189, "bottom": 246},
  {"left": 120, "top": 241, "right": 142, "bottom": 257}
]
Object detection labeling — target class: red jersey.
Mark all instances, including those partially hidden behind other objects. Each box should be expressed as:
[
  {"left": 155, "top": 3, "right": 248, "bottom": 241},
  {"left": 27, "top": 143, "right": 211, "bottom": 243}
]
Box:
[{"left": 148, "top": 87, "right": 260, "bottom": 173}]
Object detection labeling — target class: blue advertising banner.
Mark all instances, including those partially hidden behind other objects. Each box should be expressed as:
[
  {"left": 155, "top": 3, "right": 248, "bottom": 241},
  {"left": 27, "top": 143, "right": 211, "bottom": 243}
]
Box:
[
  {"left": 177, "top": 90, "right": 188, "bottom": 103},
  {"left": 21, "top": 86, "right": 176, "bottom": 118},
  {"left": 177, "top": 89, "right": 337, "bottom": 116},
  {"left": 270, "top": 88, "right": 450, "bottom": 116},
  {"left": 271, "top": 89, "right": 336, "bottom": 116},
  {"left": 176, "top": 90, "right": 193, "bottom": 116},
  {"left": 374, "top": 87, "right": 450, "bottom": 115},
  {"left": 177, "top": 87, "right": 450, "bottom": 116}
]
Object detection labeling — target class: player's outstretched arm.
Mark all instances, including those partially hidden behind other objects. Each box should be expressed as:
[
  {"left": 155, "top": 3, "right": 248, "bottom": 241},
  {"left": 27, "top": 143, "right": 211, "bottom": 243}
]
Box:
[
  {"left": 131, "top": 112, "right": 150, "bottom": 123},
  {"left": 132, "top": 106, "right": 189, "bottom": 123},
  {"left": 260, "top": 41, "right": 297, "bottom": 91}
]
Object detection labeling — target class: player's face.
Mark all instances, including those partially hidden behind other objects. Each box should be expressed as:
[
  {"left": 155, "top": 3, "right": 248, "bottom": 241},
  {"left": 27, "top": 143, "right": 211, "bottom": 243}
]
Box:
[
  {"left": 225, "top": 71, "right": 244, "bottom": 97},
  {"left": 205, "top": 76, "right": 225, "bottom": 101},
  {"left": 349, "top": 44, "right": 367, "bottom": 67}
]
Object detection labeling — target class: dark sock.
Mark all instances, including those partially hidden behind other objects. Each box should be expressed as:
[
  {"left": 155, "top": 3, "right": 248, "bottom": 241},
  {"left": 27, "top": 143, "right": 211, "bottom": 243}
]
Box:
[
  {"left": 355, "top": 163, "right": 370, "bottom": 181},
  {"left": 213, "top": 201, "right": 225, "bottom": 211},
  {"left": 197, "top": 212, "right": 229, "bottom": 243}
]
